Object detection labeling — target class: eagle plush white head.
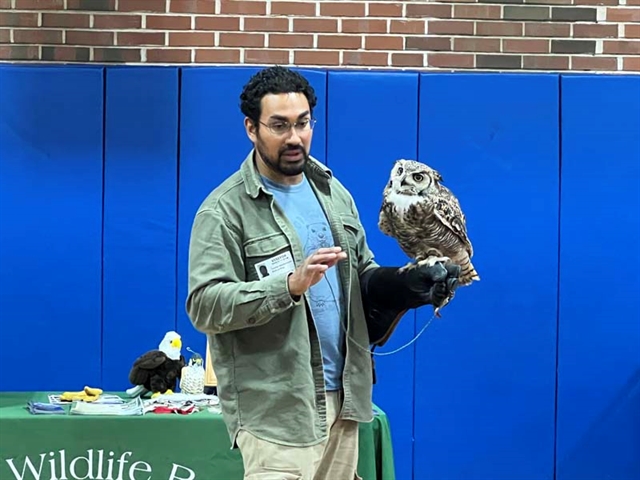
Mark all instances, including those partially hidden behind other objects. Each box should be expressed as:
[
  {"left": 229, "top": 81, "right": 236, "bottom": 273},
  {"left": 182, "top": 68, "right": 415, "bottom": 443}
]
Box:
[{"left": 158, "top": 331, "right": 182, "bottom": 360}]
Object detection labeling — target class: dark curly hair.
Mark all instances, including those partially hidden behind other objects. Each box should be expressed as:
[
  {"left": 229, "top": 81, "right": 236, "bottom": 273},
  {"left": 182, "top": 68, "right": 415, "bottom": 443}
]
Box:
[{"left": 239, "top": 66, "right": 317, "bottom": 126}]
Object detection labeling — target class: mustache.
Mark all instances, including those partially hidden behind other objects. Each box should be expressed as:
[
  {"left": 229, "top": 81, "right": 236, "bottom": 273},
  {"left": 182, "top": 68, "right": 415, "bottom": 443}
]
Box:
[{"left": 281, "top": 145, "right": 304, "bottom": 154}]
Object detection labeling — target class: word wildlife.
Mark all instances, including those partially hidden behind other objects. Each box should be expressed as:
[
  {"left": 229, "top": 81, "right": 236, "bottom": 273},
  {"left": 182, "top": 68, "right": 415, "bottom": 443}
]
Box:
[{"left": 4, "top": 449, "right": 196, "bottom": 480}]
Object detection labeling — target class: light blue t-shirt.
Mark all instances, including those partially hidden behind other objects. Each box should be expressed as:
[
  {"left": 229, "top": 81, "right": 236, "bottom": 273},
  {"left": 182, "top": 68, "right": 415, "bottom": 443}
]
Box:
[{"left": 261, "top": 174, "right": 345, "bottom": 391}]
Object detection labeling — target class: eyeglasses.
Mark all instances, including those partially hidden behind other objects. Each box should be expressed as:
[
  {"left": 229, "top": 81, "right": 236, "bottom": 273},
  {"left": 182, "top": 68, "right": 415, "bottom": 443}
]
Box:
[{"left": 260, "top": 118, "right": 317, "bottom": 136}]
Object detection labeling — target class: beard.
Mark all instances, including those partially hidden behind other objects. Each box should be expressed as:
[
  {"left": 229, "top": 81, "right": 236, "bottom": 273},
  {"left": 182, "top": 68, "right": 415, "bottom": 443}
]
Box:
[{"left": 256, "top": 136, "right": 310, "bottom": 177}]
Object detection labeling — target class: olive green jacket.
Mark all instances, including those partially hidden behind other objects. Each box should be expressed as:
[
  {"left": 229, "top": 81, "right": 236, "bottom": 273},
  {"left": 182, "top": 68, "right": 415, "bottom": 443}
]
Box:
[{"left": 186, "top": 150, "right": 379, "bottom": 447}]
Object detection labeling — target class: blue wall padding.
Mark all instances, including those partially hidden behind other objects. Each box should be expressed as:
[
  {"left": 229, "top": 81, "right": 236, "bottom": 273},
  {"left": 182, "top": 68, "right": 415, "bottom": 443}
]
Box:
[
  {"left": 556, "top": 75, "right": 640, "bottom": 480},
  {"left": 102, "top": 67, "right": 179, "bottom": 389},
  {"left": 175, "top": 67, "right": 328, "bottom": 359},
  {"left": 414, "top": 73, "right": 560, "bottom": 480},
  {"left": 326, "top": 71, "right": 420, "bottom": 480},
  {"left": 0, "top": 66, "right": 104, "bottom": 390},
  {"left": 1, "top": 64, "right": 639, "bottom": 480}
]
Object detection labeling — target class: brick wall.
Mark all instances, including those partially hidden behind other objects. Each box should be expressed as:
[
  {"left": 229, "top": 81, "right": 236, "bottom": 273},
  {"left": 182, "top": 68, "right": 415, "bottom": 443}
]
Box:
[{"left": 0, "top": 0, "right": 638, "bottom": 73}]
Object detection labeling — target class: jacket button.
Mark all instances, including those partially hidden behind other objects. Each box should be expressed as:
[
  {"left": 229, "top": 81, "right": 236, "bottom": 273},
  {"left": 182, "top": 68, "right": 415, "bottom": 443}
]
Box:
[{"left": 247, "top": 317, "right": 256, "bottom": 324}]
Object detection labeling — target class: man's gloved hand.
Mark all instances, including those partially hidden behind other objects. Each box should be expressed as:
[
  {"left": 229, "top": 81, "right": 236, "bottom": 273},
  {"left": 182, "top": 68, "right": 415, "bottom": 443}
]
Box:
[
  {"left": 397, "top": 262, "right": 461, "bottom": 310},
  {"left": 360, "top": 261, "right": 461, "bottom": 348}
]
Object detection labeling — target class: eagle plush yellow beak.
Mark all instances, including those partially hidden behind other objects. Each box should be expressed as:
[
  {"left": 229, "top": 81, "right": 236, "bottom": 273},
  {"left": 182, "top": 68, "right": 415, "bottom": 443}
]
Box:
[{"left": 171, "top": 338, "right": 182, "bottom": 349}]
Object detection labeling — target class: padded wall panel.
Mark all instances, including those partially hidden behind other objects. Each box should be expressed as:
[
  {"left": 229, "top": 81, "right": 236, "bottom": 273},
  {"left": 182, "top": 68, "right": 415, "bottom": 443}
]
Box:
[
  {"left": 102, "top": 67, "right": 179, "bottom": 389},
  {"left": 0, "top": 65, "right": 104, "bottom": 390},
  {"left": 176, "top": 67, "right": 327, "bottom": 358},
  {"left": 414, "top": 73, "right": 559, "bottom": 480},
  {"left": 327, "top": 71, "right": 419, "bottom": 480},
  {"left": 557, "top": 75, "right": 640, "bottom": 480}
]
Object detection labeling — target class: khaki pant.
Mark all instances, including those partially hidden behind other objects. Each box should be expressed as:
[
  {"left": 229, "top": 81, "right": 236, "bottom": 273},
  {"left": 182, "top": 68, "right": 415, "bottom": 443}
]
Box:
[{"left": 236, "top": 390, "right": 362, "bottom": 480}]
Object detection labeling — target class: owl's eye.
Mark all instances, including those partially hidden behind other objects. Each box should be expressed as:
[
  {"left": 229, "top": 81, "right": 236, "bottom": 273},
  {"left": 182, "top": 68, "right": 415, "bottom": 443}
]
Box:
[
  {"left": 397, "top": 167, "right": 403, "bottom": 175},
  {"left": 412, "top": 173, "right": 424, "bottom": 182}
]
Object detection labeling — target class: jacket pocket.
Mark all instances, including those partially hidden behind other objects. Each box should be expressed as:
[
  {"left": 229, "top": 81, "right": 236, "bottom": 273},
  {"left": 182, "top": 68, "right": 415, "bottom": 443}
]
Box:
[{"left": 243, "top": 232, "right": 294, "bottom": 282}]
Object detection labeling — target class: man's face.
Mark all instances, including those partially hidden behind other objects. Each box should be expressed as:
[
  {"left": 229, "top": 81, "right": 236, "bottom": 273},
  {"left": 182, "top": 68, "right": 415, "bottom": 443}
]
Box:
[{"left": 245, "top": 92, "right": 313, "bottom": 180}]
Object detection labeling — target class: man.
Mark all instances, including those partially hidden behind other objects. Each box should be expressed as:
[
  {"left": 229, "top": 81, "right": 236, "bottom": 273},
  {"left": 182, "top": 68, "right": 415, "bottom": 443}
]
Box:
[{"left": 186, "top": 66, "right": 459, "bottom": 480}]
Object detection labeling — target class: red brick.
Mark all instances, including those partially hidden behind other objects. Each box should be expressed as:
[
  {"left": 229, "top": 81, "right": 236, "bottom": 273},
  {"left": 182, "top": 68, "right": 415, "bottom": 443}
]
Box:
[
  {"left": 428, "top": 20, "right": 474, "bottom": 35},
  {"left": 0, "top": 0, "right": 11, "bottom": 7},
  {"left": 342, "top": 19, "right": 387, "bottom": 34},
  {"left": 407, "top": 36, "right": 451, "bottom": 51},
  {"left": 268, "top": 34, "right": 314, "bottom": 49},
  {"left": 196, "top": 16, "right": 240, "bottom": 31},
  {"left": 67, "top": 30, "right": 114, "bottom": 46},
  {"left": 67, "top": 0, "right": 115, "bottom": 10},
  {"left": 245, "top": 49, "right": 289, "bottom": 64},
  {"left": 571, "top": 55, "right": 618, "bottom": 71},
  {"left": 14, "top": 29, "right": 63, "bottom": 44},
  {"left": 428, "top": 52, "right": 474, "bottom": 68},
  {"left": 343, "top": 51, "right": 388, "bottom": 66},
  {"left": 41, "top": 45, "right": 90, "bottom": 61},
  {"left": 320, "top": 2, "right": 365, "bottom": 17},
  {"left": 0, "top": 29, "right": 9, "bottom": 43},
  {"left": 0, "top": 45, "right": 39, "bottom": 60},
  {"left": 170, "top": 32, "right": 215, "bottom": 46},
  {"left": 271, "top": 1, "right": 315, "bottom": 16},
  {"left": 623, "top": 56, "right": 640, "bottom": 71},
  {"left": 603, "top": 40, "right": 640, "bottom": 54},
  {"left": 293, "top": 18, "right": 338, "bottom": 33},
  {"left": 406, "top": 4, "right": 452, "bottom": 18},
  {"left": 94, "top": 47, "right": 141, "bottom": 62},
  {"left": 454, "top": 37, "right": 501, "bottom": 52},
  {"left": 317, "top": 35, "right": 362, "bottom": 49},
  {"left": 607, "top": 7, "right": 640, "bottom": 22},
  {"left": 245, "top": 17, "right": 289, "bottom": 32},
  {"left": 219, "top": 33, "right": 265, "bottom": 48},
  {"left": 42, "top": 13, "right": 91, "bottom": 28},
  {"left": 390, "top": 20, "right": 425, "bottom": 34},
  {"left": 573, "top": 24, "right": 618, "bottom": 38},
  {"left": 147, "top": 15, "right": 192, "bottom": 30},
  {"left": 523, "top": 55, "right": 569, "bottom": 70},
  {"left": 0, "top": 13, "right": 39, "bottom": 27},
  {"left": 369, "top": 3, "right": 403, "bottom": 17},
  {"left": 195, "top": 48, "right": 241, "bottom": 63},
  {"left": 147, "top": 48, "right": 191, "bottom": 63},
  {"left": 117, "top": 32, "right": 165, "bottom": 46},
  {"left": 94, "top": 14, "right": 142, "bottom": 29},
  {"left": 575, "top": 0, "right": 617, "bottom": 4},
  {"left": 15, "top": 0, "right": 64, "bottom": 9},
  {"left": 294, "top": 50, "right": 340, "bottom": 66},
  {"left": 365, "top": 35, "right": 404, "bottom": 50},
  {"left": 503, "top": 39, "right": 550, "bottom": 53},
  {"left": 626, "top": 24, "right": 640, "bottom": 38},
  {"left": 169, "top": 0, "right": 216, "bottom": 14},
  {"left": 118, "top": 0, "right": 166, "bottom": 12},
  {"left": 219, "top": 0, "right": 266, "bottom": 15},
  {"left": 525, "top": 22, "right": 571, "bottom": 37},
  {"left": 391, "top": 52, "right": 425, "bottom": 67},
  {"left": 454, "top": 5, "right": 502, "bottom": 19},
  {"left": 476, "top": 21, "right": 524, "bottom": 37}
]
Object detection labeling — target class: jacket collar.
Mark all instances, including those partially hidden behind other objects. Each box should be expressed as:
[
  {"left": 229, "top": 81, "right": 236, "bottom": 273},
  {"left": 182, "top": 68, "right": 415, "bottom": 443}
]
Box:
[{"left": 240, "top": 148, "right": 333, "bottom": 199}]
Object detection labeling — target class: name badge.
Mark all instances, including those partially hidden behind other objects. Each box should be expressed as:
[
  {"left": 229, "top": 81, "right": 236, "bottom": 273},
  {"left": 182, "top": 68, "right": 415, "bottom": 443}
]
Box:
[{"left": 255, "top": 251, "right": 296, "bottom": 279}]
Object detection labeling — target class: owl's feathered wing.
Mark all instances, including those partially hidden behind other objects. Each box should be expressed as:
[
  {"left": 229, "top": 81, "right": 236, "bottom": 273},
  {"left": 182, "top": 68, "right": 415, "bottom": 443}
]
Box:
[{"left": 432, "top": 184, "right": 473, "bottom": 258}]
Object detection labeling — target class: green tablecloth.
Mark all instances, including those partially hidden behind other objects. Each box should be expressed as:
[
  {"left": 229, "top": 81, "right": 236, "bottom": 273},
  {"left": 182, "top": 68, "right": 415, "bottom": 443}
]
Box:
[{"left": 0, "top": 392, "right": 395, "bottom": 480}]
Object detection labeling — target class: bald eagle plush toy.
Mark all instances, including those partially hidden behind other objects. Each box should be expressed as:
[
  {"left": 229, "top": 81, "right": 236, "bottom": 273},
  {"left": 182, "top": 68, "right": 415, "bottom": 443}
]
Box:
[{"left": 126, "top": 331, "right": 186, "bottom": 398}]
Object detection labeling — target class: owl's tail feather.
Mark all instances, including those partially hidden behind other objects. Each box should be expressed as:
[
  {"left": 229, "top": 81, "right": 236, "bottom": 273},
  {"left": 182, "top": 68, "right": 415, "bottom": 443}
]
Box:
[{"left": 458, "top": 257, "right": 480, "bottom": 286}]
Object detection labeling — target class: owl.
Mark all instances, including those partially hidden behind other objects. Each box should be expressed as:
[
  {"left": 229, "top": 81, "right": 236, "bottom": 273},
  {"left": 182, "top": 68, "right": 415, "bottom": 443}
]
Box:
[{"left": 378, "top": 159, "right": 480, "bottom": 316}]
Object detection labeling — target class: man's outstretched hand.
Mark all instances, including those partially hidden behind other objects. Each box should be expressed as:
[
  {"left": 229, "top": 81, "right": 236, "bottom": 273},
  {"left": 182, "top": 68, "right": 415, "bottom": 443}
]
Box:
[{"left": 287, "top": 247, "right": 347, "bottom": 297}]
